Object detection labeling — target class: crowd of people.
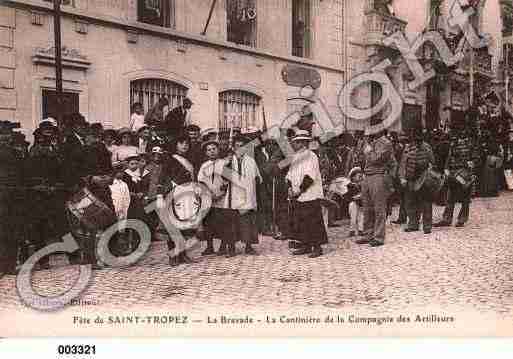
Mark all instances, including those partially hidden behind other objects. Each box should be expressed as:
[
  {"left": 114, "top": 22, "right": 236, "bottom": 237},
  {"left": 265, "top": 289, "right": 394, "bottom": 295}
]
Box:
[{"left": 1, "top": 95, "right": 512, "bottom": 275}]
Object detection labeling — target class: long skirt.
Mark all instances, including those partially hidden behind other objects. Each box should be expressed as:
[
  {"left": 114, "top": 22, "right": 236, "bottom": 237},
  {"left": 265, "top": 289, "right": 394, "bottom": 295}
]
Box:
[
  {"left": 480, "top": 165, "right": 499, "bottom": 197},
  {"left": 291, "top": 199, "right": 328, "bottom": 246},
  {"left": 204, "top": 207, "right": 239, "bottom": 245}
]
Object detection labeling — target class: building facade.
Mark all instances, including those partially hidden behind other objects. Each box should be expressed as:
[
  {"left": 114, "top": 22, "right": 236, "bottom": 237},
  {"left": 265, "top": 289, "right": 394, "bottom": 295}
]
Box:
[
  {"left": 344, "top": 0, "right": 505, "bottom": 132},
  {"left": 0, "top": 0, "right": 345, "bottom": 140}
]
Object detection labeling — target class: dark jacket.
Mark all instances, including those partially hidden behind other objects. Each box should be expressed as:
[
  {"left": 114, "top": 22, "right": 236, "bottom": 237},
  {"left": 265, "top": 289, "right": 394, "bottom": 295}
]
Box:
[{"left": 163, "top": 106, "right": 187, "bottom": 136}]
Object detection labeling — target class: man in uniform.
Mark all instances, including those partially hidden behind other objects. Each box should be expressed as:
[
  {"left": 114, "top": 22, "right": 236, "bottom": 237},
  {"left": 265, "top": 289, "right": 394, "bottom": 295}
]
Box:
[
  {"left": 357, "top": 119, "right": 397, "bottom": 247},
  {"left": 399, "top": 127, "right": 435, "bottom": 234},
  {"left": 25, "top": 122, "right": 64, "bottom": 270},
  {"left": 0, "top": 121, "right": 24, "bottom": 275},
  {"left": 434, "top": 127, "right": 475, "bottom": 228}
]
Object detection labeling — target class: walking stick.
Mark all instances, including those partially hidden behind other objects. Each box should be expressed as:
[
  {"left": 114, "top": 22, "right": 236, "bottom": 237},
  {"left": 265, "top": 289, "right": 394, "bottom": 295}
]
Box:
[{"left": 272, "top": 177, "right": 276, "bottom": 235}]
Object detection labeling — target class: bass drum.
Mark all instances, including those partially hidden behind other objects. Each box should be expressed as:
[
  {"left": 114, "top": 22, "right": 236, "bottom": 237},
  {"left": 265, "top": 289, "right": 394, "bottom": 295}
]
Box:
[
  {"left": 164, "top": 182, "right": 213, "bottom": 231},
  {"left": 328, "top": 176, "right": 350, "bottom": 197},
  {"left": 66, "top": 187, "right": 116, "bottom": 234}
]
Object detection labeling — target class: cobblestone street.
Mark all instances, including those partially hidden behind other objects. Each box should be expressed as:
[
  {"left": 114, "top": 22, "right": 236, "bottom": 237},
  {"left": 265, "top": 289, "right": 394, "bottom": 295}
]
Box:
[{"left": 1, "top": 193, "right": 513, "bottom": 318}]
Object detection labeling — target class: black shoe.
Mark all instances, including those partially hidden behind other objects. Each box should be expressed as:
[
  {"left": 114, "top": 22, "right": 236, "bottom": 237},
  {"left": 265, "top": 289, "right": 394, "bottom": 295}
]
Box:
[
  {"left": 217, "top": 245, "right": 227, "bottom": 256},
  {"left": 308, "top": 247, "right": 323, "bottom": 258},
  {"left": 424, "top": 229, "right": 432, "bottom": 234},
  {"left": 328, "top": 222, "right": 341, "bottom": 228},
  {"left": 292, "top": 247, "right": 311, "bottom": 255},
  {"left": 391, "top": 220, "right": 405, "bottom": 225},
  {"left": 245, "top": 246, "right": 258, "bottom": 255},
  {"left": 455, "top": 222, "right": 465, "bottom": 228},
  {"left": 404, "top": 227, "right": 420, "bottom": 233},
  {"left": 181, "top": 252, "right": 196, "bottom": 264},
  {"left": 169, "top": 256, "right": 181, "bottom": 267},
  {"left": 201, "top": 247, "right": 216, "bottom": 256},
  {"left": 369, "top": 240, "right": 384, "bottom": 247},
  {"left": 348, "top": 231, "right": 355, "bottom": 238},
  {"left": 289, "top": 241, "right": 303, "bottom": 249},
  {"left": 355, "top": 238, "right": 370, "bottom": 244},
  {"left": 433, "top": 221, "right": 451, "bottom": 227},
  {"left": 225, "top": 251, "right": 236, "bottom": 258},
  {"left": 357, "top": 230, "right": 364, "bottom": 236}
]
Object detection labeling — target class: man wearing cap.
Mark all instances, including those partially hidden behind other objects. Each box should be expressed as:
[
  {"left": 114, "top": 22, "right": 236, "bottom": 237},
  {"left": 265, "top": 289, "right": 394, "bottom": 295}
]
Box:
[
  {"left": 286, "top": 130, "right": 328, "bottom": 258},
  {"left": 0, "top": 121, "right": 24, "bottom": 275},
  {"left": 24, "top": 123, "right": 65, "bottom": 270},
  {"left": 67, "top": 129, "right": 116, "bottom": 267},
  {"left": 434, "top": 127, "right": 475, "bottom": 228},
  {"left": 357, "top": 119, "right": 397, "bottom": 247},
  {"left": 164, "top": 98, "right": 193, "bottom": 138},
  {"left": 399, "top": 127, "right": 435, "bottom": 234}
]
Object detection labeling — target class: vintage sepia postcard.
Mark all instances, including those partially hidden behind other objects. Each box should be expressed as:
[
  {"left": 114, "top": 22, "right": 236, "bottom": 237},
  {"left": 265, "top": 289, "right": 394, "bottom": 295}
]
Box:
[{"left": 1, "top": 0, "right": 513, "bottom": 337}]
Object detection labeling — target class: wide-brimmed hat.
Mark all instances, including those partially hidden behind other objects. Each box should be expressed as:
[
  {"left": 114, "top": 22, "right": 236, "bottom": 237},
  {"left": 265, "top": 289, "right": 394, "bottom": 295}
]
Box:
[
  {"left": 40, "top": 117, "right": 58, "bottom": 128},
  {"left": 291, "top": 129, "right": 312, "bottom": 142},
  {"left": 103, "top": 129, "right": 118, "bottom": 139},
  {"left": 201, "top": 139, "right": 220, "bottom": 150},
  {"left": 242, "top": 126, "right": 260, "bottom": 135},
  {"left": 348, "top": 166, "right": 363, "bottom": 180},
  {"left": 125, "top": 155, "right": 140, "bottom": 162},
  {"left": 118, "top": 127, "right": 132, "bottom": 136},
  {"left": 232, "top": 134, "right": 251, "bottom": 145},
  {"left": 137, "top": 125, "right": 150, "bottom": 134},
  {"left": 151, "top": 146, "right": 164, "bottom": 155},
  {"left": 201, "top": 128, "right": 218, "bottom": 141}
]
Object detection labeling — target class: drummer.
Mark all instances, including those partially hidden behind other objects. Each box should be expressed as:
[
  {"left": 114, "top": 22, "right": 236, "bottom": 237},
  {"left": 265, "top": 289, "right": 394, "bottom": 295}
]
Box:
[
  {"left": 164, "top": 133, "right": 196, "bottom": 266},
  {"left": 347, "top": 167, "right": 364, "bottom": 238},
  {"left": 68, "top": 130, "right": 116, "bottom": 268},
  {"left": 434, "top": 127, "right": 475, "bottom": 228}
]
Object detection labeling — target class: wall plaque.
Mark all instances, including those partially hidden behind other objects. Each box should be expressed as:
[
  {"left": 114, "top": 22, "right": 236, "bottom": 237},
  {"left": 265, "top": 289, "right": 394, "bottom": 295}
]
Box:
[{"left": 281, "top": 65, "right": 321, "bottom": 89}]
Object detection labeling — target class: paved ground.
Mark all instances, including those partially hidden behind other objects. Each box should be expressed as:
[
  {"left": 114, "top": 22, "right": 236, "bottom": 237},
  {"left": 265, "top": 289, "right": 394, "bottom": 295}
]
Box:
[{"left": 1, "top": 193, "right": 513, "bottom": 316}]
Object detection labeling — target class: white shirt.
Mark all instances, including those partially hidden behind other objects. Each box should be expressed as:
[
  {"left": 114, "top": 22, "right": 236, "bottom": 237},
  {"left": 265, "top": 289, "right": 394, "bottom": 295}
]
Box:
[
  {"left": 224, "top": 154, "right": 262, "bottom": 211},
  {"left": 138, "top": 138, "right": 148, "bottom": 154},
  {"left": 286, "top": 149, "right": 324, "bottom": 202},
  {"left": 112, "top": 145, "right": 138, "bottom": 164},
  {"left": 130, "top": 113, "right": 145, "bottom": 132},
  {"left": 109, "top": 178, "right": 131, "bottom": 220},
  {"left": 197, "top": 159, "right": 229, "bottom": 208}
]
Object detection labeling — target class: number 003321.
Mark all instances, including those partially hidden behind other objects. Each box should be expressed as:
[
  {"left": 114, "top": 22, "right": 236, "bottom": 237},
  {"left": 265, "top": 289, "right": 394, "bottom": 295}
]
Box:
[{"left": 57, "top": 344, "right": 96, "bottom": 355}]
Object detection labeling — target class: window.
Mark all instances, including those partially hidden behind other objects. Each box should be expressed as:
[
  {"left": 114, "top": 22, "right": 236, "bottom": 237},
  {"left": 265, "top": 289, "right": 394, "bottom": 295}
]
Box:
[
  {"left": 401, "top": 104, "right": 422, "bottom": 132},
  {"left": 218, "top": 90, "right": 261, "bottom": 134},
  {"left": 227, "top": 0, "right": 257, "bottom": 47},
  {"left": 130, "top": 78, "right": 187, "bottom": 117},
  {"left": 292, "top": 0, "right": 311, "bottom": 58},
  {"left": 42, "top": 89, "right": 79, "bottom": 119},
  {"left": 138, "top": 0, "right": 175, "bottom": 28}
]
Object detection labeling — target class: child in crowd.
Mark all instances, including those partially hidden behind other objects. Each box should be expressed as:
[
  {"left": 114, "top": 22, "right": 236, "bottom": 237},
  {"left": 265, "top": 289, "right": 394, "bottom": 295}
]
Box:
[
  {"left": 347, "top": 167, "right": 364, "bottom": 237},
  {"left": 197, "top": 140, "right": 229, "bottom": 256}
]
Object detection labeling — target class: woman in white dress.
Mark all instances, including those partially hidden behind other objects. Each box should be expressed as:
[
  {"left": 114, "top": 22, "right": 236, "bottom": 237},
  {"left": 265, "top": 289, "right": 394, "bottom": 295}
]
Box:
[{"left": 112, "top": 127, "right": 138, "bottom": 166}]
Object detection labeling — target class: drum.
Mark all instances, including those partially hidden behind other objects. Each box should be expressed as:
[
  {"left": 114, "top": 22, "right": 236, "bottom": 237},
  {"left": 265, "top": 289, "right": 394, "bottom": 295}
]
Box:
[
  {"left": 453, "top": 168, "right": 475, "bottom": 189},
  {"left": 423, "top": 168, "right": 445, "bottom": 195},
  {"left": 66, "top": 187, "right": 116, "bottom": 233},
  {"left": 328, "top": 176, "right": 350, "bottom": 197}
]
